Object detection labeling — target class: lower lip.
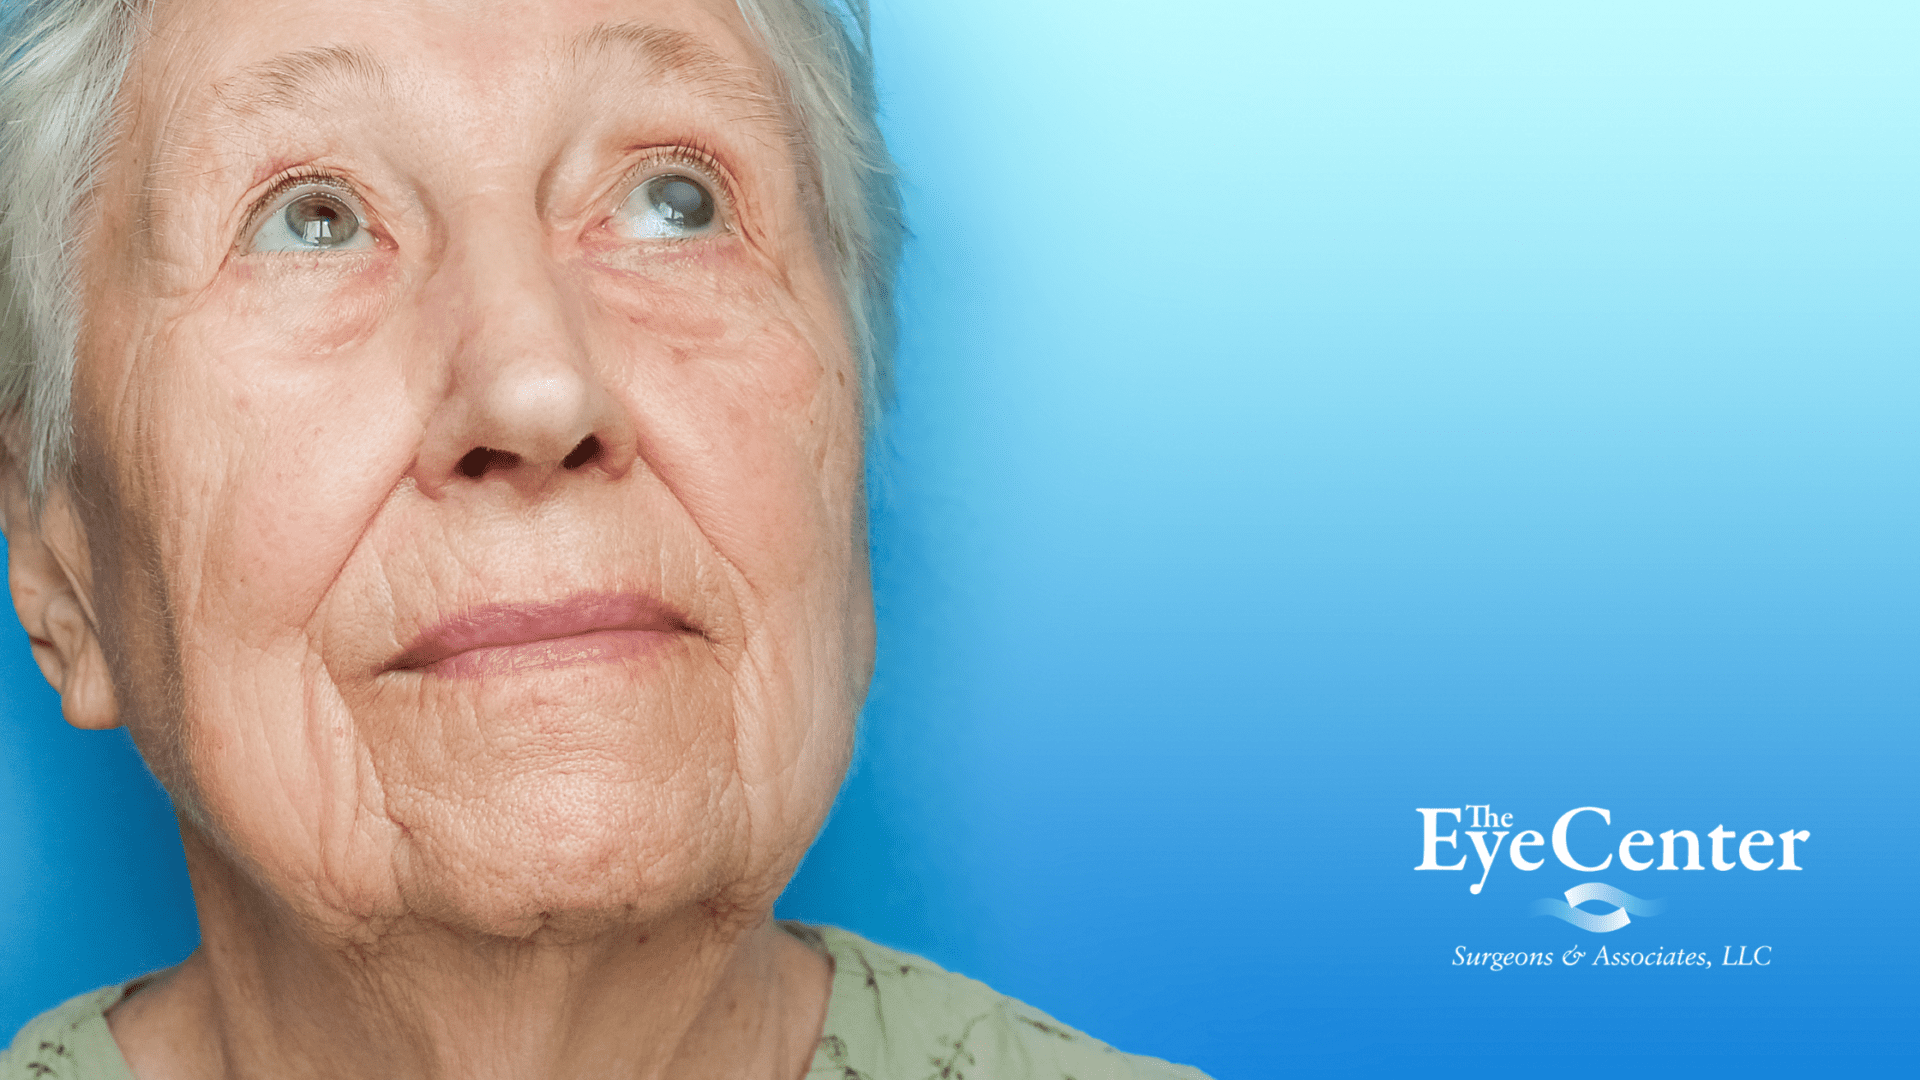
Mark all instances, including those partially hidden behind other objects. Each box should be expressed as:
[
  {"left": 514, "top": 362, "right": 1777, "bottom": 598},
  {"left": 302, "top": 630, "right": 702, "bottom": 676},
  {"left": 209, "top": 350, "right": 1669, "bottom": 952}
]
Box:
[{"left": 424, "top": 628, "right": 678, "bottom": 679}]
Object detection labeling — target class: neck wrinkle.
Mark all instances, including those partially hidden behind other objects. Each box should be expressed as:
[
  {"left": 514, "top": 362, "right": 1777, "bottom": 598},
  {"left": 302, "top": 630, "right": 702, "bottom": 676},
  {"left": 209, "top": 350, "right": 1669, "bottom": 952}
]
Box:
[{"left": 107, "top": 832, "right": 833, "bottom": 1080}]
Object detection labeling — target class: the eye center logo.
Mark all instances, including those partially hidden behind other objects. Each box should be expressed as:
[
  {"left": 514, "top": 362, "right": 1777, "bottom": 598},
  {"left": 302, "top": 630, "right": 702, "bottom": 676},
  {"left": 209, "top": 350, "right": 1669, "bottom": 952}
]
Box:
[
  {"left": 1533, "top": 882, "right": 1665, "bottom": 933},
  {"left": 1415, "top": 805, "right": 1808, "bottom": 926}
]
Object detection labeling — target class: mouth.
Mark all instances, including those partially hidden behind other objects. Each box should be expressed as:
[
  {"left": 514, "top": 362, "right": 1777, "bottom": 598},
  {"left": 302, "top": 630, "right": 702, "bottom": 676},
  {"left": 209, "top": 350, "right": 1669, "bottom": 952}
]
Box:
[{"left": 390, "top": 592, "right": 694, "bottom": 678}]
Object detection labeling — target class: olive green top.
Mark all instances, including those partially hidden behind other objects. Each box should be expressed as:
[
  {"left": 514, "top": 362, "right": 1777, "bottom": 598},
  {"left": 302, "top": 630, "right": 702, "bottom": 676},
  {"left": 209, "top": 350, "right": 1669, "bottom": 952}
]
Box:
[{"left": 4, "top": 925, "right": 1209, "bottom": 1080}]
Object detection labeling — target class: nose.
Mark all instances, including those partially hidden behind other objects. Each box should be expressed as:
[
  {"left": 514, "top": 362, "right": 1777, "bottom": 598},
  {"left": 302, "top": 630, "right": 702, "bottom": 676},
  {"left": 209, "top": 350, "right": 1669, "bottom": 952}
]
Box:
[{"left": 410, "top": 211, "right": 638, "bottom": 498}]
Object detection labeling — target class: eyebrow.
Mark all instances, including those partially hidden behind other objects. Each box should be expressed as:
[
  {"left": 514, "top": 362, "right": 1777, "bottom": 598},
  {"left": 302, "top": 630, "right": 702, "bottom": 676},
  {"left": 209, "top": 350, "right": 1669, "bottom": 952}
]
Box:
[
  {"left": 570, "top": 21, "right": 774, "bottom": 106},
  {"left": 210, "top": 45, "right": 388, "bottom": 118},
  {"left": 207, "top": 24, "right": 771, "bottom": 121}
]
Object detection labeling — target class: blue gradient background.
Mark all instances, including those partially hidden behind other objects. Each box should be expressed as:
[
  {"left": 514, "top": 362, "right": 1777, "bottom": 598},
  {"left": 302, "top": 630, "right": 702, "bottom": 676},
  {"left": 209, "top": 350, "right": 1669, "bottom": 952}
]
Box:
[{"left": 3, "top": 1, "right": 1915, "bottom": 1076}]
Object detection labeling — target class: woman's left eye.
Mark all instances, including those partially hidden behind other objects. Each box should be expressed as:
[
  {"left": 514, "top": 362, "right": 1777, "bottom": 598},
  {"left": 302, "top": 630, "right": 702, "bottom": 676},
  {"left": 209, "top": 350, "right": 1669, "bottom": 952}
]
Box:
[
  {"left": 614, "top": 172, "right": 720, "bottom": 240},
  {"left": 248, "top": 183, "right": 375, "bottom": 253}
]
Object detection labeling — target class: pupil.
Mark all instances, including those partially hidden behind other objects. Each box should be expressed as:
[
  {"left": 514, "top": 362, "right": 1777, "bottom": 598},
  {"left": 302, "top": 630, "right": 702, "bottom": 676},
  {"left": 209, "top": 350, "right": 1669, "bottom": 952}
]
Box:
[
  {"left": 286, "top": 194, "right": 357, "bottom": 247},
  {"left": 651, "top": 176, "right": 713, "bottom": 229}
]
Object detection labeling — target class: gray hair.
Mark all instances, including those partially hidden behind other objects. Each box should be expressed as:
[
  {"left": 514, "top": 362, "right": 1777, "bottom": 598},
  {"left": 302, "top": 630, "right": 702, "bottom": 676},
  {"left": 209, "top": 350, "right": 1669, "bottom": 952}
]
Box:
[{"left": 0, "top": 0, "right": 903, "bottom": 501}]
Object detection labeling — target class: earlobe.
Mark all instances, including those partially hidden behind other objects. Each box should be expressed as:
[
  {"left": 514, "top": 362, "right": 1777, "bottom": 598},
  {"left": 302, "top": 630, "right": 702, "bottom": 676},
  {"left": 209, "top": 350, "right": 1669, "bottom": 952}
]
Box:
[
  {"left": 0, "top": 458, "right": 121, "bottom": 731},
  {"left": 42, "top": 588, "right": 119, "bottom": 730}
]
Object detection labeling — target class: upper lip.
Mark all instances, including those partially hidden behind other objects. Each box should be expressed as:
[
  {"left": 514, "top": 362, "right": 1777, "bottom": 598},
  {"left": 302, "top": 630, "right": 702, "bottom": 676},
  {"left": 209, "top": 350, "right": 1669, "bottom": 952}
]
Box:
[{"left": 389, "top": 592, "right": 692, "bottom": 672}]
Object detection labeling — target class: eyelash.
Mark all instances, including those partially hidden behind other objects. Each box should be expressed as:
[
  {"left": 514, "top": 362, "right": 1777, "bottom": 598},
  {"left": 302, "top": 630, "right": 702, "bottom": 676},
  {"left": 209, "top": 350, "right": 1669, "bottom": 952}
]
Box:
[
  {"left": 238, "top": 144, "right": 740, "bottom": 248},
  {"left": 613, "top": 143, "right": 738, "bottom": 228},
  {"left": 238, "top": 168, "right": 371, "bottom": 247}
]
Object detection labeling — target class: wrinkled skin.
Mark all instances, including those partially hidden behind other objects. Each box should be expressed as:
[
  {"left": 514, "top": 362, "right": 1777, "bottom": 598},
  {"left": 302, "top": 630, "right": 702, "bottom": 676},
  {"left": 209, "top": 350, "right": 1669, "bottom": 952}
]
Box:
[{"left": 0, "top": 0, "right": 870, "bottom": 1076}]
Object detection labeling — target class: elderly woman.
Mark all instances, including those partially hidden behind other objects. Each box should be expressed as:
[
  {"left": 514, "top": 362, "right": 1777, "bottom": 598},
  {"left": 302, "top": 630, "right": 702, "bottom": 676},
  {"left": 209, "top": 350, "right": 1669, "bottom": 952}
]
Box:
[{"left": 0, "top": 0, "right": 1207, "bottom": 1077}]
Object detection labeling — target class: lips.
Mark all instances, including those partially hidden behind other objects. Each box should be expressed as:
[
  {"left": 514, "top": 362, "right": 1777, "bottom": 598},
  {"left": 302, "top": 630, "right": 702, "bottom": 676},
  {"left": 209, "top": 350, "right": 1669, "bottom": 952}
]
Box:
[{"left": 391, "top": 592, "right": 693, "bottom": 677}]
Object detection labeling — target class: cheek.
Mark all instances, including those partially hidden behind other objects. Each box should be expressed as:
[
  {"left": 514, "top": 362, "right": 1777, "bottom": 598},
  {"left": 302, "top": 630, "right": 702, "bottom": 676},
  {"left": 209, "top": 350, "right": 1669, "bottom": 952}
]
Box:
[
  {"left": 586, "top": 255, "right": 862, "bottom": 597},
  {"left": 125, "top": 274, "right": 420, "bottom": 659}
]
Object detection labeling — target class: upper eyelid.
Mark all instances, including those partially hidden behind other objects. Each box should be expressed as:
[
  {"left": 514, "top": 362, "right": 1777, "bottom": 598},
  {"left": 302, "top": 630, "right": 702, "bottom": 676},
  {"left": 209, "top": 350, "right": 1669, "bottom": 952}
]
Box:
[{"left": 615, "top": 146, "right": 737, "bottom": 216}]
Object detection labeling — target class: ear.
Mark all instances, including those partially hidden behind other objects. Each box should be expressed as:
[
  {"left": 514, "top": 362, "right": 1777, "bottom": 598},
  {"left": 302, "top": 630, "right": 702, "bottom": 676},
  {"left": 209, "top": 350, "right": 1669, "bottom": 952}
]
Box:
[{"left": 0, "top": 440, "right": 119, "bottom": 731}]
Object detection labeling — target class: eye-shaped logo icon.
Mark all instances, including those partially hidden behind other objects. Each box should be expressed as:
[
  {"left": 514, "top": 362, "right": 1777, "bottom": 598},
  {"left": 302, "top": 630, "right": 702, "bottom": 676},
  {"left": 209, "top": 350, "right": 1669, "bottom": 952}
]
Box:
[{"left": 1533, "top": 882, "right": 1665, "bottom": 933}]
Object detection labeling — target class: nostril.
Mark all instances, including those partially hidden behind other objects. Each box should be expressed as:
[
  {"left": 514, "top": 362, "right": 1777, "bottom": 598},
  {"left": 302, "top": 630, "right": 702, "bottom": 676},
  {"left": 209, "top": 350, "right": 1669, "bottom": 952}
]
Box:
[
  {"left": 562, "top": 435, "right": 602, "bottom": 470},
  {"left": 457, "top": 446, "right": 521, "bottom": 478}
]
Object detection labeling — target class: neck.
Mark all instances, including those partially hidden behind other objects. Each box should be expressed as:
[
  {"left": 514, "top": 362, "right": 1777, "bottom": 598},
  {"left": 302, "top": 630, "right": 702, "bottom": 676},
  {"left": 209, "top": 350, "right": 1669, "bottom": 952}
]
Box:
[{"left": 108, "top": 834, "right": 831, "bottom": 1080}]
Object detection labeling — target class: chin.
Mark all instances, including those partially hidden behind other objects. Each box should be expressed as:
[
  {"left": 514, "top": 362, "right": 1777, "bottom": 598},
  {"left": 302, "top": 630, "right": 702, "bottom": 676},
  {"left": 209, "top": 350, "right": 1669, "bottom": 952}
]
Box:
[{"left": 388, "top": 765, "right": 756, "bottom": 943}]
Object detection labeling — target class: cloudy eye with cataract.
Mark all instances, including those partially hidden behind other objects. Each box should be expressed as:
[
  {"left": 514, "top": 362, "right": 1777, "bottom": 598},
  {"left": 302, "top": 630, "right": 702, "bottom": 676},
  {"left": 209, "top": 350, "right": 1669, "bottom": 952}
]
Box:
[
  {"left": 249, "top": 184, "right": 372, "bottom": 253},
  {"left": 617, "top": 172, "right": 718, "bottom": 240}
]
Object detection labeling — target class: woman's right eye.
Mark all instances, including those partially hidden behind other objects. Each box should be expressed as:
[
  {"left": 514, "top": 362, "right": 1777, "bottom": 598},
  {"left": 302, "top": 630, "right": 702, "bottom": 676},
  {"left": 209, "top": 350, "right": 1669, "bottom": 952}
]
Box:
[{"left": 247, "top": 183, "right": 374, "bottom": 253}]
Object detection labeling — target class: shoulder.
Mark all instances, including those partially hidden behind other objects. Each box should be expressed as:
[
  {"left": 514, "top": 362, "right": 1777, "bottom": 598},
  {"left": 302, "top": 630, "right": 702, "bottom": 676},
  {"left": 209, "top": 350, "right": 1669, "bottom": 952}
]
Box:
[
  {"left": 1, "top": 985, "right": 135, "bottom": 1080},
  {"left": 796, "top": 924, "right": 1211, "bottom": 1080}
]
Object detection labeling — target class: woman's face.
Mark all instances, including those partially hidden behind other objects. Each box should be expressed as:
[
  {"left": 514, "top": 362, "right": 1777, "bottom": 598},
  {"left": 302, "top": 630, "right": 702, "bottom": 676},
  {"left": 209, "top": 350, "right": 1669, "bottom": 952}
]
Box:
[{"left": 62, "top": 0, "right": 869, "bottom": 938}]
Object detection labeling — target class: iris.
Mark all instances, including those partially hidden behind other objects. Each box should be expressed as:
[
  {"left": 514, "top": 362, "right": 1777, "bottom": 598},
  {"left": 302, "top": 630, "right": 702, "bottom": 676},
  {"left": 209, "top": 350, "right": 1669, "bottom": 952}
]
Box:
[
  {"left": 284, "top": 192, "right": 359, "bottom": 248},
  {"left": 621, "top": 173, "right": 716, "bottom": 238}
]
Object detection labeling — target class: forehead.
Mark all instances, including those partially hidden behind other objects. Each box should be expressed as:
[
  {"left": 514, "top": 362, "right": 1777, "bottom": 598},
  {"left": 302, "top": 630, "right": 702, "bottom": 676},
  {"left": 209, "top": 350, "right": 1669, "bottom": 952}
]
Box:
[{"left": 128, "top": 0, "right": 777, "bottom": 151}]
